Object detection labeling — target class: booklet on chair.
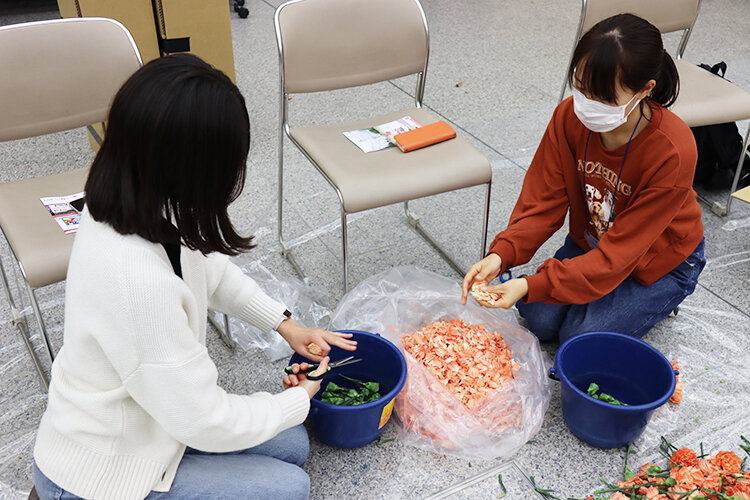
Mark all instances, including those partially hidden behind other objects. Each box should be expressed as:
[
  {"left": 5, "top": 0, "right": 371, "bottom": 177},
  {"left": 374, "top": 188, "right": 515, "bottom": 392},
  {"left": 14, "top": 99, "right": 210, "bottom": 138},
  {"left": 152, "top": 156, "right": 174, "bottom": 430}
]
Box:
[
  {"left": 343, "top": 116, "right": 422, "bottom": 153},
  {"left": 40, "top": 191, "right": 85, "bottom": 234}
]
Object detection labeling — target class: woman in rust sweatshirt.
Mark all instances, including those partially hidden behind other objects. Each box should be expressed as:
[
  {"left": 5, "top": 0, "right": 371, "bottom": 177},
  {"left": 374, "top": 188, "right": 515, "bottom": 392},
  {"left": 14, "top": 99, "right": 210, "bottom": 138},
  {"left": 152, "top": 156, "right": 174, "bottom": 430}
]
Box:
[{"left": 462, "top": 13, "right": 705, "bottom": 342}]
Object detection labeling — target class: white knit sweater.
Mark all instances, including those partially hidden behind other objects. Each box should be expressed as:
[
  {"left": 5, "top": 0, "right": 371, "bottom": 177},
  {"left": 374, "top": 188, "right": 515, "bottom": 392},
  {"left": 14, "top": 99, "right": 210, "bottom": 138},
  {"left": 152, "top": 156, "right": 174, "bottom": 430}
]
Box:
[{"left": 33, "top": 212, "right": 310, "bottom": 500}]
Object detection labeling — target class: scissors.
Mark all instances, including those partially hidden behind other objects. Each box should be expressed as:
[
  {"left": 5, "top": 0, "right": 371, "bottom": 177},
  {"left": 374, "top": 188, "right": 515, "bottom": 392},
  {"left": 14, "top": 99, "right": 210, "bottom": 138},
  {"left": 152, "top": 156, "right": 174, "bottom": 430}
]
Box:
[
  {"left": 499, "top": 270, "right": 512, "bottom": 283},
  {"left": 284, "top": 356, "right": 363, "bottom": 381}
]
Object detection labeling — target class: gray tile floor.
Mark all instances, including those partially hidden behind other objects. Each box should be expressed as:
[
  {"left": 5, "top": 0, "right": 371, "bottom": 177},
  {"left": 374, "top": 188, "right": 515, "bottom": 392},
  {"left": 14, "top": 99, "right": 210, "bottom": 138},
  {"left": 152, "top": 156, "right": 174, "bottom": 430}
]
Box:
[{"left": 2, "top": 0, "right": 750, "bottom": 498}]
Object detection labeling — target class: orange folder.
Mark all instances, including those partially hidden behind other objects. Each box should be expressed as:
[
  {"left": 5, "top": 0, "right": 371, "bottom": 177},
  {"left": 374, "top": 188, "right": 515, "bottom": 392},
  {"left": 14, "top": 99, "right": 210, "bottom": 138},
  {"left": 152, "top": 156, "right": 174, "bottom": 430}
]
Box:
[{"left": 393, "top": 121, "right": 456, "bottom": 152}]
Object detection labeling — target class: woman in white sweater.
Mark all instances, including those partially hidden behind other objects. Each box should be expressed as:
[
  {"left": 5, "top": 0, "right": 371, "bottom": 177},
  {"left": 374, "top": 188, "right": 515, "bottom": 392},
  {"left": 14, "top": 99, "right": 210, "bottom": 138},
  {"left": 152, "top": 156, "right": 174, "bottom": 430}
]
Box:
[{"left": 32, "top": 54, "right": 356, "bottom": 500}]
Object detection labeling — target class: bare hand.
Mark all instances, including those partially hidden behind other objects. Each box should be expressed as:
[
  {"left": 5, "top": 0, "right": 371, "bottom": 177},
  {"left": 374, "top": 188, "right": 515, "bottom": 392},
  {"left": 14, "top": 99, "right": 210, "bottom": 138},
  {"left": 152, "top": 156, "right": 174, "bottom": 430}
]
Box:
[
  {"left": 283, "top": 362, "right": 310, "bottom": 389},
  {"left": 462, "top": 253, "right": 502, "bottom": 305},
  {"left": 475, "top": 278, "right": 529, "bottom": 309},
  {"left": 277, "top": 319, "right": 357, "bottom": 362},
  {"left": 283, "top": 357, "right": 329, "bottom": 398}
]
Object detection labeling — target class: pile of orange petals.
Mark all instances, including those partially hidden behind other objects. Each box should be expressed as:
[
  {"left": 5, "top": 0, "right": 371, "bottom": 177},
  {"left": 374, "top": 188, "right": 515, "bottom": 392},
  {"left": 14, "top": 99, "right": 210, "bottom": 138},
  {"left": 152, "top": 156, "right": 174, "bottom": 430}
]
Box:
[
  {"left": 401, "top": 319, "right": 519, "bottom": 409},
  {"left": 670, "top": 360, "right": 683, "bottom": 404},
  {"left": 470, "top": 285, "right": 500, "bottom": 305},
  {"left": 610, "top": 449, "right": 749, "bottom": 499}
]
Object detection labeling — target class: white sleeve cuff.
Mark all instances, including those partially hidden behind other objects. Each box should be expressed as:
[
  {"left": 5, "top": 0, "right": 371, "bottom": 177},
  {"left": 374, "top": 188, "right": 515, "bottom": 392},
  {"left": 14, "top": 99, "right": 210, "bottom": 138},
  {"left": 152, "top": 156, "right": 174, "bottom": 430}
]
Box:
[
  {"left": 237, "top": 290, "right": 288, "bottom": 334},
  {"left": 273, "top": 387, "right": 310, "bottom": 432}
]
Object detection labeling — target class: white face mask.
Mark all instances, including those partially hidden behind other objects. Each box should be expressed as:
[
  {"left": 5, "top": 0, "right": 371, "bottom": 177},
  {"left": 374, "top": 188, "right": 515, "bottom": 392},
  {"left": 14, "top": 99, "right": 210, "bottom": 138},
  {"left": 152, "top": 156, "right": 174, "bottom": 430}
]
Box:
[{"left": 572, "top": 87, "right": 641, "bottom": 133}]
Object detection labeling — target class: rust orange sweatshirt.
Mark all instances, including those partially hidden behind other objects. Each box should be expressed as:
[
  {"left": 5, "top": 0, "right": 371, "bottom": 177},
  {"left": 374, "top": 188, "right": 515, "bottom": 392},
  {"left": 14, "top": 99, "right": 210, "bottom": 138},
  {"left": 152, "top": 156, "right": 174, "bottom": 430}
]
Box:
[{"left": 488, "top": 97, "right": 703, "bottom": 305}]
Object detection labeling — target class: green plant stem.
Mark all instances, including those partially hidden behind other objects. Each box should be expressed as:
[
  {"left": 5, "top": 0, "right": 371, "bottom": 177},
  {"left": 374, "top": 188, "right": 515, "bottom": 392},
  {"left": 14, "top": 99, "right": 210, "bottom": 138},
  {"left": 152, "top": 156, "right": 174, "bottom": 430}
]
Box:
[
  {"left": 497, "top": 473, "right": 507, "bottom": 499},
  {"left": 529, "top": 476, "right": 561, "bottom": 500},
  {"left": 623, "top": 444, "right": 635, "bottom": 480},
  {"left": 373, "top": 437, "right": 395, "bottom": 447}
]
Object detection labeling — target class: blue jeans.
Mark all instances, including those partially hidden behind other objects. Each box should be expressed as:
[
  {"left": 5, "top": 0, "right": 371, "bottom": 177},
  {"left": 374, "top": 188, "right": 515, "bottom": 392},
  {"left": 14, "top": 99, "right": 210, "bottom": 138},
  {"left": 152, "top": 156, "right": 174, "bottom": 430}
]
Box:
[
  {"left": 33, "top": 425, "right": 310, "bottom": 500},
  {"left": 516, "top": 236, "right": 705, "bottom": 343}
]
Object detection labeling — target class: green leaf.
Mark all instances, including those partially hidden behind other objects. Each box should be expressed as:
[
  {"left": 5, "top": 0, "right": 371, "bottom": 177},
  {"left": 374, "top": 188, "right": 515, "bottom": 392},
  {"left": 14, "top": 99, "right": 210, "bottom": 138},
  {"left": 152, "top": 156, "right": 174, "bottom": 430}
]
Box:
[
  {"left": 364, "top": 382, "right": 380, "bottom": 393},
  {"left": 587, "top": 382, "right": 628, "bottom": 405},
  {"left": 320, "top": 377, "right": 381, "bottom": 405},
  {"left": 646, "top": 465, "right": 662, "bottom": 475}
]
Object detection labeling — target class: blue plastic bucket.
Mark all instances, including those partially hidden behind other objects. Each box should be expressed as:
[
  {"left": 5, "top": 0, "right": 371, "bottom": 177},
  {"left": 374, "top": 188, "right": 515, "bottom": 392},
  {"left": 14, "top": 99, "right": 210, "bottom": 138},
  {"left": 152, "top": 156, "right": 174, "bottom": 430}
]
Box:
[
  {"left": 288, "top": 330, "right": 407, "bottom": 448},
  {"left": 549, "top": 331, "right": 677, "bottom": 448}
]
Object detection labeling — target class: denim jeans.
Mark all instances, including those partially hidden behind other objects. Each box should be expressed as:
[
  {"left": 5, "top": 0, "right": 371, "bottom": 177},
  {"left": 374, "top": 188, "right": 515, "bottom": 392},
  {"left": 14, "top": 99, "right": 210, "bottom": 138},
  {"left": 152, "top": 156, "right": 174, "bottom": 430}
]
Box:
[
  {"left": 516, "top": 235, "right": 705, "bottom": 343},
  {"left": 33, "top": 425, "right": 310, "bottom": 500}
]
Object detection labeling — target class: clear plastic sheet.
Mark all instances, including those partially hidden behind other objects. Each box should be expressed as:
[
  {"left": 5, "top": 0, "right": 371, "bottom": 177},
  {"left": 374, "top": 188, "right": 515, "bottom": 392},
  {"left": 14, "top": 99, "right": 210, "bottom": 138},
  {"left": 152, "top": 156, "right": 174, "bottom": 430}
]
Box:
[
  {"left": 329, "top": 266, "right": 550, "bottom": 460},
  {"left": 216, "top": 260, "right": 332, "bottom": 360},
  {"left": 0, "top": 254, "right": 56, "bottom": 497},
  {"left": 630, "top": 301, "right": 750, "bottom": 467},
  {"left": 0, "top": 342, "right": 47, "bottom": 499},
  {"left": 722, "top": 217, "right": 750, "bottom": 232}
]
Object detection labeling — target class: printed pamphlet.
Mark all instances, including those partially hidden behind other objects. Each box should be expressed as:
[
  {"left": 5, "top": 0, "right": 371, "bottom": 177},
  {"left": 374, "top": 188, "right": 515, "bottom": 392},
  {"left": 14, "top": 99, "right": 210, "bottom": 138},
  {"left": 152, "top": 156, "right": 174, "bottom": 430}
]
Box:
[
  {"left": 40, "top": 191, "right": 85, "bottom": 234},
  {"left": 343, "top": 116, "right": 422, "bottom": 153}
]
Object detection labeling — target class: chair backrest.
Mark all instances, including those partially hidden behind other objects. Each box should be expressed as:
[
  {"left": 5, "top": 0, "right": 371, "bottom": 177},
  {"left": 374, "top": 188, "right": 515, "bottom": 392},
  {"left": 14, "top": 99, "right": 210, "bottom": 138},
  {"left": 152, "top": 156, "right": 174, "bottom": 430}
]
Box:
[
  {"left": 274, "top": 0, "right": 429, "bottom": 95},
  {"left": 579, "top": 0, "right": 701, "bottom": 35},
  {"left": 559, "top": 0, "right": 702, "bottom": 101},
  {"left": 0, "top": 18, "right": 142, "bottom": 142}
]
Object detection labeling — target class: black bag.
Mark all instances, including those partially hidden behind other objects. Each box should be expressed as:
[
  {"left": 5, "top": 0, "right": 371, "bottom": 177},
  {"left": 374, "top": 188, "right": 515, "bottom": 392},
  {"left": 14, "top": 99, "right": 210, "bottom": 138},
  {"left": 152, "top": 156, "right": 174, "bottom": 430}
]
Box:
[{"left": 690, "top": 62, "right": 750, "bottom": 190}]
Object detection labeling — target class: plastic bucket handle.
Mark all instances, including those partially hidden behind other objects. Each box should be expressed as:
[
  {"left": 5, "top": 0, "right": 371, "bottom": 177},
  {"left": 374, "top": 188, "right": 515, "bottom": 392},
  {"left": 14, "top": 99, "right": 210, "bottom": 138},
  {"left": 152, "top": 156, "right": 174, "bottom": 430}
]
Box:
[{"left": 550, "top": 364, "right": 677, "bottom": 381}]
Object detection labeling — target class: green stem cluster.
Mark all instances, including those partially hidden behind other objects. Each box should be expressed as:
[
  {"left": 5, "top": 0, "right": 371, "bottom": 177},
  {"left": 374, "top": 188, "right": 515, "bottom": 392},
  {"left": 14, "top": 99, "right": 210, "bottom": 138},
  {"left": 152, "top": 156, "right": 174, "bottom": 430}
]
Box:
[
  {"left": 530, "top": 476, "right": 561, "bottom": 499},
  {"left": 586, "top": 383, "right": 628, "bottom": 406}
]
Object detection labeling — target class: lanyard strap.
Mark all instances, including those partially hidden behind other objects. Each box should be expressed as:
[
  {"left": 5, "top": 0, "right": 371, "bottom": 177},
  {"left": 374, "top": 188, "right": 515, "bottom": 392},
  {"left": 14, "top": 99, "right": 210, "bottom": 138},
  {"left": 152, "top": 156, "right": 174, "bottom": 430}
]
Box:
[{"left": 582, "top": 102, "right": 644, "bottom": 233}]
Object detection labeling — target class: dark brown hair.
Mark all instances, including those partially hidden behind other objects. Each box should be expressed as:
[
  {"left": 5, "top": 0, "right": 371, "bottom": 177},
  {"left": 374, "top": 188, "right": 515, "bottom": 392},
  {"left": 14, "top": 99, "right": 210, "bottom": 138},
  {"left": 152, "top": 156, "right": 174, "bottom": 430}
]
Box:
[
  {"left": 567, "top": 13, "right": 679, "bottom": 107},
  {"left": 85, "top": 53, "right": 253, "bottom": 255}
]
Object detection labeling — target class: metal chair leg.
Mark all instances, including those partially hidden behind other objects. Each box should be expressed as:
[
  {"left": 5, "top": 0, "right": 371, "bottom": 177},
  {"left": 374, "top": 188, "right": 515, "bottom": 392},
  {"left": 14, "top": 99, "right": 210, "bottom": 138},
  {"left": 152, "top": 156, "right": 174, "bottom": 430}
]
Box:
[
  {"left": 341, "top": 208, "right": 349, "bottom": 293},
  {"left": 277, "top": 116, "right": 306, "bottom": 280},
  {"left": 404, "top": 199, "right": 471, "bottom": 278},
  {"left": 480, "top": 179, "right": 492, "bottom": 259},
  {"left": 0, "top": 254, "right": 48, "bottom": 390},
  {"left": 25, "top": 283, "right": 55, "bottom": 364},
  {"left": 208, "top": 311, "right": 236, "bottom": 350},
  {"left": 715, "top": 125, "right": 750, "bottom": 217}
]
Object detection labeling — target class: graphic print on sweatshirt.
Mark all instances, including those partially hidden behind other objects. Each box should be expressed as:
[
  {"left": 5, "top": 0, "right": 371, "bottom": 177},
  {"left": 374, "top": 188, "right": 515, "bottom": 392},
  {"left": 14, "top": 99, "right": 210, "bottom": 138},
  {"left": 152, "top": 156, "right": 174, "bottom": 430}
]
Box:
[{"left": 578, "top": 159, "right": 633, "bottom": 240}]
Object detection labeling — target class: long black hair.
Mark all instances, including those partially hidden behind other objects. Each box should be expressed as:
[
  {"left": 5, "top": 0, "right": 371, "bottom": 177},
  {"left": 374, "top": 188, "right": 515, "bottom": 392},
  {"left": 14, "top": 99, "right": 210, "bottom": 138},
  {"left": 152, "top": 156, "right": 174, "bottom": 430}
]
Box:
[
  {"left": 567, "top": 13, "right": 679, "bottom": 107},
  {"left": 85, "top": 53, "right": 253, "bottom": 255}
]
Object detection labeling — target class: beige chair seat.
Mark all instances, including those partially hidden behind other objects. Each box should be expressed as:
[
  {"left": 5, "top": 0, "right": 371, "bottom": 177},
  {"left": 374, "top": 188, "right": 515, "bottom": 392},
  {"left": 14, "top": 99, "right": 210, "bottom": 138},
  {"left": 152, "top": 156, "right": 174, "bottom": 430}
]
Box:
[
  {"left": 290, "top": 108, "right": 492, "bottom": 214},
  {"left": 671, "top": 59, "right": 750, "bottom": 127},
  {"left": 0, "top": 167, "right": 87, "bottom": 288}
]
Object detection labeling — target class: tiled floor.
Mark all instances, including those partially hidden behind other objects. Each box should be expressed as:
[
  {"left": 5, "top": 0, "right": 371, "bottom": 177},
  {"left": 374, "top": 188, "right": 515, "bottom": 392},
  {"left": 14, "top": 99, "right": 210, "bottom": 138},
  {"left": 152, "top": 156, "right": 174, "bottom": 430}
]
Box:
[{"left": 1, "top": 0, "right": 750, "bottom": 498}]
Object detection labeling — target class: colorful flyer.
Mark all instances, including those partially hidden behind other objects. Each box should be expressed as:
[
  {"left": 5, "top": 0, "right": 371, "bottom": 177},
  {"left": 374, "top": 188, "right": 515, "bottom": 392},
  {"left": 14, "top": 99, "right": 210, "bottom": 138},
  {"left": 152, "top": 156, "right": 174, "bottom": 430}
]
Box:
[
  {"left": 343, "top": 116, "right": 422, "bottom": 153},
  {"left": 40, "top": 191, "right": 85, "bottom": 234}
]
